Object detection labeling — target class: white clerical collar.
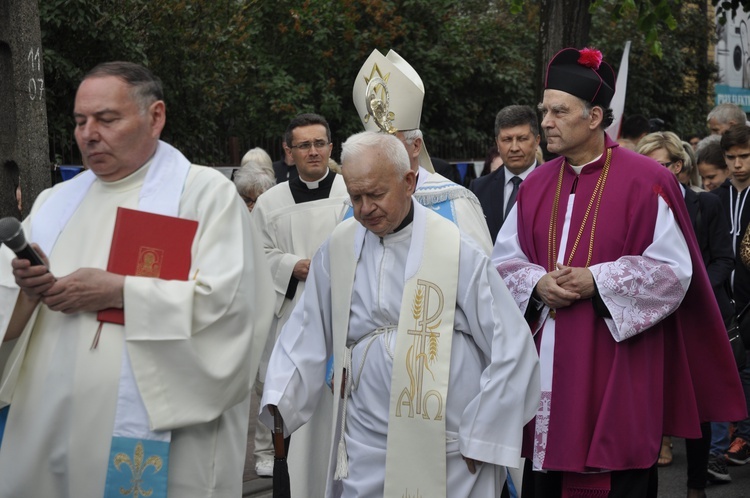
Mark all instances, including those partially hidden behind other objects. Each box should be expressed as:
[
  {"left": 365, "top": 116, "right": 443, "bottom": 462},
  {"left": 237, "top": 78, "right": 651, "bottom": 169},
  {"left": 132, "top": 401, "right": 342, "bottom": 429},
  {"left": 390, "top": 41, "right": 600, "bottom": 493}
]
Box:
[
  {"left": 680, "top": 183, "right": 686, "bottom": 198},
  {"left": 32, "top": 140, "right": 190, "bottom": 255},
  {"left": 505, "top": 161, "right": 537, "bottom": 187},
  {"left": 299, "top": 168, "right": 329, "bottom": 189},
  {"left": 570, "top": 154, "right": 603, "bottom": 175}
]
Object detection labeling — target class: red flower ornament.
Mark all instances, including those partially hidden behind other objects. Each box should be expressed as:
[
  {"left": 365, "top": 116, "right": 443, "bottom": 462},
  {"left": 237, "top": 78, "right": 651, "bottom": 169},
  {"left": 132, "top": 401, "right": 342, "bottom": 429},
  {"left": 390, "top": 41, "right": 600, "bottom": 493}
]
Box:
[{"left": 578, "top": 48, "right": 602, "bottom": 70}]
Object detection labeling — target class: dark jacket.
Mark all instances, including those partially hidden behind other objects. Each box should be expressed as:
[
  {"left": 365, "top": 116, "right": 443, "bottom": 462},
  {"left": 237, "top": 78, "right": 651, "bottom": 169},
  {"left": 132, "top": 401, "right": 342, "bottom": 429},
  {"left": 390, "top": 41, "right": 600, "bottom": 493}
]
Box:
[
  {"left": 713, "top": 180, "right": 750, "bottom": 312},
  {"left": 272, "top": 159, "right": 298, "bottom": 184},
  {"left": 469, "top": 167, "right": 506, "bottom": 243},
  {"left": 685, "top": 187, "right": 734, "bottom": 321}
]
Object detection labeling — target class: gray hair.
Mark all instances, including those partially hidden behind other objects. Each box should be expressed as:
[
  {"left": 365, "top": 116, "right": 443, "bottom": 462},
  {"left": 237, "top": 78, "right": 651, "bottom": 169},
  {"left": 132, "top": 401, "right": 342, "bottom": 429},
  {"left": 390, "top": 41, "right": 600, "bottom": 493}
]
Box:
[
  {"left": 707, "top": 103, "right": 747, "bottom": 126},
  {"left": 233, "top": 163, "right": 275, "bottom": 199},
  {"left": 341, "top": 131, "right": 411, "bottom": 177},
  {"left": 84, "top": 61, "right": 163, "bottom": 113},
  {"left": 241, "top": 147, "right": 273, "bottom": 169},
  {"left": 695, "top": 134, "right": 722, "bottom": 156},
  {"left": 581, "top": 99, "right": 615, "bottom": 129},
  {"left": 494, "top": 105, "right": 539, "bottom": 137},
  {"left": 399, "top": 128, "right": 423, "bottom": 145}
]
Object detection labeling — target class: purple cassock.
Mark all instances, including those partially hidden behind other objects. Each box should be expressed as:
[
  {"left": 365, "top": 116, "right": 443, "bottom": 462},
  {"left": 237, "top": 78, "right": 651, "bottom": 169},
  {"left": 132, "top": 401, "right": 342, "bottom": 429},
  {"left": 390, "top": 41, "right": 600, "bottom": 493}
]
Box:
[{"left": 501, "top": 135, "right": 746, "bottom": 472}]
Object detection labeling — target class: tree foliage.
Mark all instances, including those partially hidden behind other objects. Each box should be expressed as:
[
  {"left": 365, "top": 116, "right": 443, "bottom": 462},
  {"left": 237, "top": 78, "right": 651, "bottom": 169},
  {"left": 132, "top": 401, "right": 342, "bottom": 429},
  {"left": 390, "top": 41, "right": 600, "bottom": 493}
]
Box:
[
  {"left": 715, "top": 0, "right": 750, "bottom": 22},
  {"left": 591, "top": 1, "right": 715, "bottom": 136},
  {"left": 512, "top": 0, "right": 678, "bottom": 57},
  {"left": 39, "top": 0, "right": 717, "bottom": 165},
  {"left": 40, "top": 0, "right": 147, "bottom": 163}
]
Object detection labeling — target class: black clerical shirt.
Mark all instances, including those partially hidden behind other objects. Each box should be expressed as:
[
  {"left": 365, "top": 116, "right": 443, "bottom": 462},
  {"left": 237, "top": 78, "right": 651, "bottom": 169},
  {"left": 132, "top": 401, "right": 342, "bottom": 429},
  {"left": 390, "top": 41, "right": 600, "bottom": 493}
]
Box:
[{"left": 285, "top": 170, "right": 338, "bottom": 299}]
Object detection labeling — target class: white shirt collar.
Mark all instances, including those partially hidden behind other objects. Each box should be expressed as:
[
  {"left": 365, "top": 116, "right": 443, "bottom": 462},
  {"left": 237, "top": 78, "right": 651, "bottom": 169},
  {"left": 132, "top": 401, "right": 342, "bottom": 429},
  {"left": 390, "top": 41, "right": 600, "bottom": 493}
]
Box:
[
  {"left": 299, "top": 168, "right": 330, "bottom": 189},
  {"left": 569, "top": 154, "right": 603, "bottom": 175},
  {"left": 505, "top": 161, "right": 537, "bottom": 186}
]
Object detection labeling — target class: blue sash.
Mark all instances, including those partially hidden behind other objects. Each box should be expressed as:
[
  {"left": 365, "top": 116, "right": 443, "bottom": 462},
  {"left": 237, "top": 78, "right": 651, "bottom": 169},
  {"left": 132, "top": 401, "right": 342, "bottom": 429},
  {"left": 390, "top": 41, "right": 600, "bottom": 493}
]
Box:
[
  {"left": 428, "top": 198, "right": 455, "bottom": 222},
  {"left": 0, "top": 405, "right": 8, "bottom": 446},
  {"left": 104, "top": 437, "right": 170, "bottom": 497}
]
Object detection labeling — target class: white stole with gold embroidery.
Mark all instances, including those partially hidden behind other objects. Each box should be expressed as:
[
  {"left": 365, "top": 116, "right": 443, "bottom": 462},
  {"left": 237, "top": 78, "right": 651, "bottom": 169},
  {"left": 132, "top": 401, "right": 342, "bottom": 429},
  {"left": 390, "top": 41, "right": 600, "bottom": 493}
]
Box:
[
  {"left": 383, "top": 211, "right": 459, "bottom": 498},
  {"left": 328, "top": 204, "right": 460, "bottom": 498}
]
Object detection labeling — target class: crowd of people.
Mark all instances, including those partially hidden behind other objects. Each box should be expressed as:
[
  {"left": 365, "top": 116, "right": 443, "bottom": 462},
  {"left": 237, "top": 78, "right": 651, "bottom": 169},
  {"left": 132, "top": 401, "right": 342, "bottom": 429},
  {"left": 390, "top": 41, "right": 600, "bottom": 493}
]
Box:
[{"left": 0, "top": 47, "right": 747, "bottom": 498}]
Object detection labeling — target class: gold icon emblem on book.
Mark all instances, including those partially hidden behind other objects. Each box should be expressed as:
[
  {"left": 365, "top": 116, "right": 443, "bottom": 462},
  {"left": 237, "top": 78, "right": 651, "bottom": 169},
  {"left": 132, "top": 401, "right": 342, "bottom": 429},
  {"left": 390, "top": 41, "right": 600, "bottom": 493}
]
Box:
[{"left": 136, "top": 247, "right": 164, "bottom": 278}]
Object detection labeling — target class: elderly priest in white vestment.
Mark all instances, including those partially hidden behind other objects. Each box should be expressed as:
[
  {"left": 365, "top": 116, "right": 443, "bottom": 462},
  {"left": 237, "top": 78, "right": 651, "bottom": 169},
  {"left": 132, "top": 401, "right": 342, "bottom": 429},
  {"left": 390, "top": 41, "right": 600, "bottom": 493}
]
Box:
[
  {"left": 0, "top": 61, "right": 273, "bottom": 498},
  {"left": 260, "top": 131, "right": 540, "bottom": 498}
]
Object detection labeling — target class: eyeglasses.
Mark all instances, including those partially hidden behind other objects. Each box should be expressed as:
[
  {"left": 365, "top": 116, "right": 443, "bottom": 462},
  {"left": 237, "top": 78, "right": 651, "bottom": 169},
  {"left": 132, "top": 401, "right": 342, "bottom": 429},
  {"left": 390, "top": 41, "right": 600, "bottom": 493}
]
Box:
[
  {"left": 657, "top": 161, "right": 674, "bottom": 168},
  {"left": 290, "top": 140, "right": 330, "bottom": 151},
  {"left": 240, "top": 194, "right": 257, "bottom": 206}
]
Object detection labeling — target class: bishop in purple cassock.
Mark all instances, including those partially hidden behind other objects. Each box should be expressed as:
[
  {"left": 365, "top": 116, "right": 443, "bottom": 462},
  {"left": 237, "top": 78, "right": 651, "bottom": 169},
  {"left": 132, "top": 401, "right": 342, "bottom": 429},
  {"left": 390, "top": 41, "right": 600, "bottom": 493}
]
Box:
[{"left": 492, "top": 47, "right": 746, "bottom": 497}]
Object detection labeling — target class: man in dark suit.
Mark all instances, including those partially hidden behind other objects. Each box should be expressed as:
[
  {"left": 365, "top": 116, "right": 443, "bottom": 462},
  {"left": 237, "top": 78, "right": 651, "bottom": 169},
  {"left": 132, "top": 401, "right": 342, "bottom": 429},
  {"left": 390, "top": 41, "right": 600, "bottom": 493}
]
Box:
[
  {"left": 470, "top": 105, "right": 540, "bottom": 242},
  {"left": 272, "top": 143, "right": 298, "bottom": 183}
]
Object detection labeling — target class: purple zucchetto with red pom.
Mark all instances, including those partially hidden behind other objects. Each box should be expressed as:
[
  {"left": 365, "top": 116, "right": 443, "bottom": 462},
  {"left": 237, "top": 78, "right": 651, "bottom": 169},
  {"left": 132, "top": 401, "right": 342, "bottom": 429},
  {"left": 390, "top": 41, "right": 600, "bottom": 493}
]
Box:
[{"left": 544, "top": 47, "right": 616, "bottom": 107}]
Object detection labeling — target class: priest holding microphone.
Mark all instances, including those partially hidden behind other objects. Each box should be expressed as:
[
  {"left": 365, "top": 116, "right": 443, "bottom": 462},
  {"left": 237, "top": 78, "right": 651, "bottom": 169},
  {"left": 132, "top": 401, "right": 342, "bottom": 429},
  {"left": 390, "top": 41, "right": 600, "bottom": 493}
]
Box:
[{"left": 0, "top": 61, "right": 272, "bottom": 498}]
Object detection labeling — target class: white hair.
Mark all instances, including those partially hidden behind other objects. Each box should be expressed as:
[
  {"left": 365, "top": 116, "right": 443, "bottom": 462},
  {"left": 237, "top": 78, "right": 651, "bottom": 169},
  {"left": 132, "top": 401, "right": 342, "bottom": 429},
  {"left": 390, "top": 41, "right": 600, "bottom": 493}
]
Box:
[
  {"left": 233, "top": 162, "right": 275, "bottom": 198},
  {"left": 399, "top": 128, "right": 423, "bottom": 144},
  {"left": 707, "top": 103, "right": 747, "bottom": 125},
  {"left": 341, "top": 131, "right": 411, "bottom": 177},
  {"left": 240, "top": 147, "right": 273, "bottom": 169}
]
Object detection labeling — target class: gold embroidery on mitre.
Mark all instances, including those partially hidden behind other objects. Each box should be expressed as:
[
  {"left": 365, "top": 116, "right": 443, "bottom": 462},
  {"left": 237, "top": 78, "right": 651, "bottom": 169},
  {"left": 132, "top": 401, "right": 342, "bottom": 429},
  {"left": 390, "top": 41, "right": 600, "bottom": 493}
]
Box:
[
  {"left": 363, "top": 63, "right": 398, "bottom": 134},
  {"left": 396, "top": 280, "right": 445, "bottom": 420},
  {"left": 113, "top": 440, "right": 164, "bottom": 497},
  {"left": 136, "top": 247, "right": 164, "bottom": 278}
]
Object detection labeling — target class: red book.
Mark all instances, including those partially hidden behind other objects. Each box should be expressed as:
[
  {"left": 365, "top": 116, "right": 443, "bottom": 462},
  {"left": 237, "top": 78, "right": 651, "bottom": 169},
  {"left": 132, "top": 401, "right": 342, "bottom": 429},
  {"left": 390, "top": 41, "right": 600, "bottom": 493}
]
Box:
[{"left": 97, "top": 207, "right": 199, "bottom": 325}]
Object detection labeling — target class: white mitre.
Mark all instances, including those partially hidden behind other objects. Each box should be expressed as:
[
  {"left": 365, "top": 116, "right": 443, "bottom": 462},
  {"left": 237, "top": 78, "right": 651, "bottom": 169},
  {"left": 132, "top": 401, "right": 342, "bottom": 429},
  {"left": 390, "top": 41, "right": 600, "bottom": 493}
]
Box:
[{"left": 352, "top": 49, "right": 435, "bottom": 173}]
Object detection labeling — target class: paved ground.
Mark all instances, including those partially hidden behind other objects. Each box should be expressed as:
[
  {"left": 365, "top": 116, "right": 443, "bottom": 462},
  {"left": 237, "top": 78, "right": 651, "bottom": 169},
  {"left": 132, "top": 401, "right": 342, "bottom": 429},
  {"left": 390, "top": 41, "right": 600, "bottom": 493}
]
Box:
[
  {"left": 657, "top": 437, "right": 750, "bottom": 497},
  {"left": 242, "top": 390, "right": 750, "bottom": 498}
]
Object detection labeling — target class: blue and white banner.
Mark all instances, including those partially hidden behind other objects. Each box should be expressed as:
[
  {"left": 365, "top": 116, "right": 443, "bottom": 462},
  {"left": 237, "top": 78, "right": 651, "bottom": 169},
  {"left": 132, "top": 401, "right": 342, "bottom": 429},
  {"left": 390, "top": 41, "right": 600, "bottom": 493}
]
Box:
[{"left": 715, "top": 6, "right": 750, "bottom": 111}]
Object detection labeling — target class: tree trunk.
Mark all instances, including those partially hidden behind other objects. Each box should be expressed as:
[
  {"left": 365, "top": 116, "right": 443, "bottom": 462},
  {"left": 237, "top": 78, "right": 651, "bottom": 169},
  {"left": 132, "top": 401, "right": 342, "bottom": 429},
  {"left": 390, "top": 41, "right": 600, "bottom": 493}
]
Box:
[
  {"left": 536, "top": 0, "right": 593, "bottom": 103},
  {"left": 696, "top": 0, "right": 711, "bottom": 118}
]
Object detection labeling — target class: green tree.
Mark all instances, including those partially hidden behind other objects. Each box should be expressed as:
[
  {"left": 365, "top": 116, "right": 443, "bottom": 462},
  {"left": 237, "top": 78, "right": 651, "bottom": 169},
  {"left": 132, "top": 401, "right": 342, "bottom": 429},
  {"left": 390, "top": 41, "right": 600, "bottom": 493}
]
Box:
[
  {"left": 144, "top": 2, "right": 258, "bottom": 164},
  {"left": 40, "top": 0, "right": 148, "bottom": 164},
  {"left": 592, "top": 1, "right": 715, "bottom": 137},
  {"left": 38, "top": 0, "right": 719, "bottom": 166},
  {"left": 221, "top": 0, "right": 539, "bottom": 159}
]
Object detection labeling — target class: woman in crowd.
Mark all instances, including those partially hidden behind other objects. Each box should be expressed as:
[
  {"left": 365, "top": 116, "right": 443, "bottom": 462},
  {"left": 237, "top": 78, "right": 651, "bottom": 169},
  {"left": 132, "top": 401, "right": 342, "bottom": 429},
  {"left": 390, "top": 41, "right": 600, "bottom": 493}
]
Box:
[
  {"left": 234, "top": 147, "right": 276, "bottom": 212},
  {"left": 696, "top": 137, "right": 732, "bottom": 192},
  {"left": 638, "top": 131, "right": 734, "bottom": 498}
]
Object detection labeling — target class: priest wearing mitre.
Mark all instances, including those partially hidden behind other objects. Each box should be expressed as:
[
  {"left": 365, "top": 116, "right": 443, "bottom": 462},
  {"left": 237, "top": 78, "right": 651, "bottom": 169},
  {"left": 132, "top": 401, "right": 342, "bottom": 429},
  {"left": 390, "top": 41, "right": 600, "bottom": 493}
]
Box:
[{"left": 351, "top": 48, "right": 493, "bottom": 254}]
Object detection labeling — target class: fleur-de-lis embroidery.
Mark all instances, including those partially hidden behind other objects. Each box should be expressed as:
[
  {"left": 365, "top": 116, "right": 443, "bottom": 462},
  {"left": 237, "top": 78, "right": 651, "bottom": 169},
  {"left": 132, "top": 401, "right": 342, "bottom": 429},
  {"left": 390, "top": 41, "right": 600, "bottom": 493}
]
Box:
[{"left": 113, "top": 441, "right": 163, "bottom": 497}]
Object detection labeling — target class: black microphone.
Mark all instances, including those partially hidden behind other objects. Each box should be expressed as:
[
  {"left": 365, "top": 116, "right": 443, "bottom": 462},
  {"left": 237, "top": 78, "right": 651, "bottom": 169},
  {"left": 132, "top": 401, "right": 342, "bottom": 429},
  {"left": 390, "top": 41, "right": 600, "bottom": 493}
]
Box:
[{"left": 0, "top": 217, "right": 46, "bottom": 267}]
